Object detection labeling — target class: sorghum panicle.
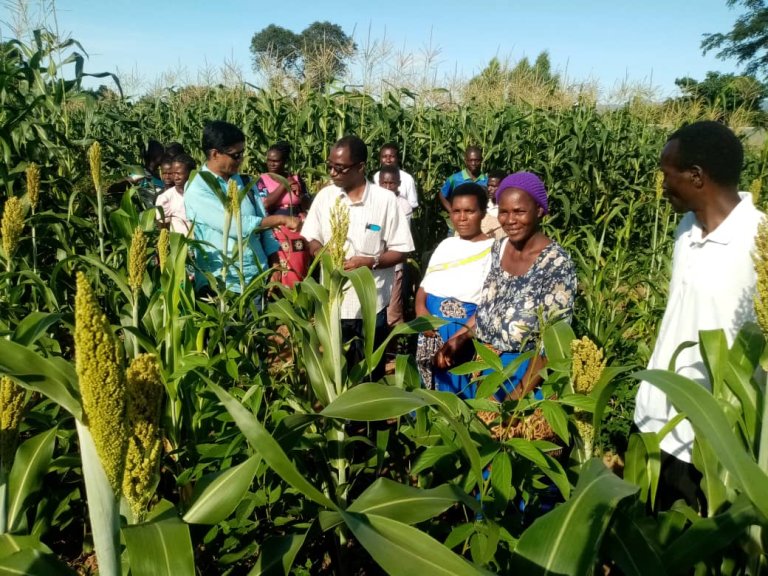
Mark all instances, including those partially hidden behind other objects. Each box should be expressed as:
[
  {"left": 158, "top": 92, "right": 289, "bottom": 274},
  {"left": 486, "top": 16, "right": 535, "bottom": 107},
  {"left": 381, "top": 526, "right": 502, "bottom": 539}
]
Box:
[
  {"left": 128, "top": 227, "right": 148, "bottom": 297},
  {"left": 228, "top": 179, "right": 240, "bottom": 218},
  {"left": 0, "top": 376, "right": 26, "bottom": 472},
  {"left": 122, "top": 354, "right": 164, "bottom": 521},
  {"left": 655, "top": 171, "right": 664, "bottom": 201},
  {"left": 750, "top": 178, "right": 763, "bottom": 207},
  {"left": 329, "top": 197, "right": 350, "bottom": 269},
  {"left": 752, "top": 217, "right": 768, "bottom": 336},
  {"left": 571, "top": 336, "right": 606, "bottom": 395},
  {"left": 157, "top": 228, "right": 169, "bottom": 271},
  {"left": 26, "top": 163, "right": 40, "bottom": 211},
  {"left": 74, "top": 272, "right": 127, "bottom": 493},
  {"left": 1, "top": 196, "right": 25, "bottom": 259},
  {"left": 88, "top": 141, "right": 102, "bottom": 193}
]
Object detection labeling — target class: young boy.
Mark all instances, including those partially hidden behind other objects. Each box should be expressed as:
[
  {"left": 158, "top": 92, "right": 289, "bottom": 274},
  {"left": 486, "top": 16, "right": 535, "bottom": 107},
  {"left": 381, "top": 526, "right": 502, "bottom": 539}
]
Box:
[
  {"left": 155, "top": 153, "right": 196, "bottom": 235},
  {"left": 159, "top": 153, "right": 176, "bottom": 191},
  {"left": 373, "top": 142, "right": 418, "bottom": 210},
  {"left": 378, "top": 165, "right": 412, "bottom": 327},
  {"left": 482, "top": 170, "right": 507, "bottom": 240}
]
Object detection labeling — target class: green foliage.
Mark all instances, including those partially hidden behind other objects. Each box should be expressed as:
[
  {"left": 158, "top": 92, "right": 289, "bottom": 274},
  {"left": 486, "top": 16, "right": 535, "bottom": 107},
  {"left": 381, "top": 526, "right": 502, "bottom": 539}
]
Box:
[
  {"left": 2, "top": 25, "right": 768, "bottom": 575},
  {"left": 703, "top": 0, "right": 768, "bottom": 78}
]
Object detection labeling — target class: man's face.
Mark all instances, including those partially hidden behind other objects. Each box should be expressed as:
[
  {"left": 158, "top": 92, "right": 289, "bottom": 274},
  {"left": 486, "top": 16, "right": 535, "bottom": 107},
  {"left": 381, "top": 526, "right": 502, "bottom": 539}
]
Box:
[
  {"left": 172, "top": 162, "right": 191, "bottom": 190},
  {"left": 327, "top": 146, "right": 364, "bottom": 190},
  {"left": 379, "top": 147, "right": 398, "bottom": 167},
  {"left": 209, "top": 141, "right": 245, "bottom": 179},
  {"left": 660, "top": 139, "right": 699, "bottom": 214},
  {"left": 379, "top": 172, "right": 401, "bottom": 195},
  {"left": 465, "top": 150, "right": 483, "bottom": 176}
]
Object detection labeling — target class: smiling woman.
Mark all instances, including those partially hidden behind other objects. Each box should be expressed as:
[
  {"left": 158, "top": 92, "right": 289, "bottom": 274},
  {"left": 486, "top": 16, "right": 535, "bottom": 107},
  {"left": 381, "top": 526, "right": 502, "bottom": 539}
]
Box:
[{"left": 434, "top": 172, "right": 577, "bottom": 400}]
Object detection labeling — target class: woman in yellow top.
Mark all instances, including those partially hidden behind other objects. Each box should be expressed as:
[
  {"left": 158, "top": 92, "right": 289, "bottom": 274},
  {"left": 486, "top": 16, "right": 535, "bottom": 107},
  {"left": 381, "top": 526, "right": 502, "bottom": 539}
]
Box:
[{"left": 415, "top": 182, "right": 494, "bottom": 394}]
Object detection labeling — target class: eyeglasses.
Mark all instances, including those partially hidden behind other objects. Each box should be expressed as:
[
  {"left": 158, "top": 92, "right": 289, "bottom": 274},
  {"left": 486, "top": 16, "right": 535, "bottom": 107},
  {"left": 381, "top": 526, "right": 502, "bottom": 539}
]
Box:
[
  {"left": 218, "top": 149, "right": 245, "bottom": 161},
  {"left": 326, "top": 161, "right": 359, "bottom": 175}
]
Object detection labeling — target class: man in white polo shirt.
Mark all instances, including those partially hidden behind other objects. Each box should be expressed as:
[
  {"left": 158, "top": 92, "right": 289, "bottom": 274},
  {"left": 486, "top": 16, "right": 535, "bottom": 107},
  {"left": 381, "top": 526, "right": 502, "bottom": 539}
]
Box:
[
  {"left": 302, "top": 135, "right": 415, "bottom": 380},
  {"left": 634, "top": 121, "right": 764, "bottom": 512}
]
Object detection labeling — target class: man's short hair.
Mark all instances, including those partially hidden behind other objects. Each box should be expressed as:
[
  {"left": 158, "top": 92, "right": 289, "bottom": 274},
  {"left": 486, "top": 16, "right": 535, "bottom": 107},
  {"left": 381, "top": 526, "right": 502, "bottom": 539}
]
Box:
[
  {"left": 465, "top": 145, "right": 483, "bottom": 157},
  {"left": 380, "top": 142, "right": 399, "bottom": 155},
  {"left": 202, "top": 121, "right": 245, "bottom": 158},
  {"left": 379, "top": 164, "right": 400, "bottom": 180},
  {"left": 487, "top": 169, "right": 507, "bottom": 181},
  {"left": 335, "top": 135, "right": 368, "bottom": 164},
  {"left": 668, "top": 121, "right": 743, "bottom": 187}
]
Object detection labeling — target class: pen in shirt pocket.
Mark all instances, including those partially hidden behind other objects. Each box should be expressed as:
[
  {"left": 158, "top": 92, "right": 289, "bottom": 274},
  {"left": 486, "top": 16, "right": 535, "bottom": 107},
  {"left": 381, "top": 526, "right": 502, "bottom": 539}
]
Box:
[{"left": 366, "top": 223, "right": 381, "bottom": 231}]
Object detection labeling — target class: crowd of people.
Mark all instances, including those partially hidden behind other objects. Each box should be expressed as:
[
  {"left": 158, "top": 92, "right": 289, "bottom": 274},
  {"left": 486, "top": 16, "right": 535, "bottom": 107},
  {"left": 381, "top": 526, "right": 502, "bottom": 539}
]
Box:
[
  {"left": 126, "top": 120, "right": 765, "bottom": 517},
  {"left": 131, "top": 120, "right": 577, "bottom": 403}
]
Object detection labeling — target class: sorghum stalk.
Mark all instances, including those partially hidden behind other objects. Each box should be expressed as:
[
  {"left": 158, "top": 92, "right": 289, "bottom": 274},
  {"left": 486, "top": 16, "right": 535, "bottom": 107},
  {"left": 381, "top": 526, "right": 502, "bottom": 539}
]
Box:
[
  {"left": 74, "top": 271, "right": 126, "bottom": 576},
  {"left": 122, "top": 354, "right": 163, "bottom": 523},
  {"left": 229, "top": 179, "right": 244, "bottom": 293},
  {"left": 1, "top": 197, "right": 24, "bottom": 273},
  {"left": 26, "top": 164, "right": 40, "bottom": 273},
  {"left": 219, "top": 179, "right": 236, "bottom": 308},
  {"left": 88, "top": 142, "right": 105, "bottom": 262}
]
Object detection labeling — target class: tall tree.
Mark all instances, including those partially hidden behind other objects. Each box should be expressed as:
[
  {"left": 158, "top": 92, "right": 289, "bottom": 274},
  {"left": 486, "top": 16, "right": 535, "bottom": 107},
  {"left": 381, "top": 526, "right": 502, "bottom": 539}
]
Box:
[
  {"left": 250, "top": 21, "right": 356, "bottom": 89},
  {"left": 702, "top": 0, "right": 768, "bottom": 77}
]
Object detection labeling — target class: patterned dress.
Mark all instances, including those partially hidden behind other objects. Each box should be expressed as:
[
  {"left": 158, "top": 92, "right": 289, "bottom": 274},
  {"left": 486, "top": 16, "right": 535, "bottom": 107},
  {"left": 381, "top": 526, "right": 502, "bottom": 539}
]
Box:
[{"left": 474, "top": 238, "right": 577, "bottom": 398}]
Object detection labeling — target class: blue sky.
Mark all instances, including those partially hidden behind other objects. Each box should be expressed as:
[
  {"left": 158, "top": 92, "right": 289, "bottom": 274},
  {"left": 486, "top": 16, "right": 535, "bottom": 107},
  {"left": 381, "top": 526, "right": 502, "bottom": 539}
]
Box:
[{"left": 0, "top": 1, "right": 746, "bottom": 98}]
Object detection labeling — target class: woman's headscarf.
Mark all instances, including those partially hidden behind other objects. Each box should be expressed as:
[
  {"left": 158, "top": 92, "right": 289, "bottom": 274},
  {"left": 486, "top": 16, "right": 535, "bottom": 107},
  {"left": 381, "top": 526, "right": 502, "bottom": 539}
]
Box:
[{"left": 496, "top": 171, "right": 548, "bottom": 215}]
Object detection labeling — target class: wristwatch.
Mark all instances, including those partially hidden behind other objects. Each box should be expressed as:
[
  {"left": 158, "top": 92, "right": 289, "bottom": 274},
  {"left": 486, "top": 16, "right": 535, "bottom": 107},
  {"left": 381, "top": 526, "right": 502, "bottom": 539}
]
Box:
[{"left": 372, "top": 254, "right": 380, "bottom": 269}]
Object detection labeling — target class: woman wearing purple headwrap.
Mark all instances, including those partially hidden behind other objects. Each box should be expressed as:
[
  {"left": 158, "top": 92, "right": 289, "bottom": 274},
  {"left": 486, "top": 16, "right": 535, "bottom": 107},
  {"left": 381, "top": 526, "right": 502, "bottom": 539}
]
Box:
[{"left": 434, "top": 171, "right": 577, "bottom": 400}]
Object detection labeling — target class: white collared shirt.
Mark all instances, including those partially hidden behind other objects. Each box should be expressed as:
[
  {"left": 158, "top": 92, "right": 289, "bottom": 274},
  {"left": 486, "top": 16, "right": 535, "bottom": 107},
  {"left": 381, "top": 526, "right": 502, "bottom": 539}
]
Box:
[
  {"left": 634, "top": 192, "right": 764, "bottom": 462},
  {"left": 302, "top": 181, "right": 415, "bottom": 319}
]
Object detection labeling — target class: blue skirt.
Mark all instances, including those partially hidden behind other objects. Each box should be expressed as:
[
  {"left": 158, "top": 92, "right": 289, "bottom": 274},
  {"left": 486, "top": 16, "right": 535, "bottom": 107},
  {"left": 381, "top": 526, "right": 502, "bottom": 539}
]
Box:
[{"left": 424, "top": 294, "right": 476, "bottom": 397}]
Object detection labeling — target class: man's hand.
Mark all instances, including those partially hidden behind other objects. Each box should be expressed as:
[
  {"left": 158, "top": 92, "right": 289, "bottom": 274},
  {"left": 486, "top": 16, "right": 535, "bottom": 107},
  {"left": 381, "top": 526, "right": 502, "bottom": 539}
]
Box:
[{"left": 343, "top": 256, "right": 375, "bottom": 270}]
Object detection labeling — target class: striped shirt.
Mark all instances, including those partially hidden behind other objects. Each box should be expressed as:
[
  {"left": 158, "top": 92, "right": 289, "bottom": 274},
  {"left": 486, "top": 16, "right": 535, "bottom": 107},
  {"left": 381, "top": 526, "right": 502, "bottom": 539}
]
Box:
[{"left": 302, "top": 182, "right": 415, "bottom": 319}]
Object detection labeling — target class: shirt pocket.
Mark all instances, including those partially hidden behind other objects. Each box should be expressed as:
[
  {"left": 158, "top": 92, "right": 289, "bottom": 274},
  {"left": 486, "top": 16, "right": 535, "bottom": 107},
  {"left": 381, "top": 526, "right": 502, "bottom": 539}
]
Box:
[{"left": 359, "top": 224, "right": 383, "bottom": 256}]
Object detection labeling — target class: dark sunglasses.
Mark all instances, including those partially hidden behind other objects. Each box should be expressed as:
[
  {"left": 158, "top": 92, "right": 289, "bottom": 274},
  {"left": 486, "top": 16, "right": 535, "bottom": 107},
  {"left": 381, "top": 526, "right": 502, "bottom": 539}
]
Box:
[{"left": 218, "top": 149, "right": 245, "bottom": 161}]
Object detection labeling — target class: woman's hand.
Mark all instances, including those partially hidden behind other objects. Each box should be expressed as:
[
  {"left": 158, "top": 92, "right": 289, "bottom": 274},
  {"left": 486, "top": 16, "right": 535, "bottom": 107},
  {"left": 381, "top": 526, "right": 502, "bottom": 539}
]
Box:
[
  {"left": 283, "top": 216, "right": 301, "bottom": 231},
  {"left": 433, "top": 332, "right": 470, "bottom": 370}
]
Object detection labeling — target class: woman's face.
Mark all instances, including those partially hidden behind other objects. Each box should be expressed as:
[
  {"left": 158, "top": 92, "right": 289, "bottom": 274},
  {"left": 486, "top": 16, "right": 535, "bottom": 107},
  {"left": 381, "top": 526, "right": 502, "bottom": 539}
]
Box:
[
  {"left": 266, "top": 149, "right": 286, "bottom": 175},
  {"left": 450, "top": 193, "right": 484, "bottom": 240},
  {"left": 497, "top": 188, "right": 543, "bottom": 243}
]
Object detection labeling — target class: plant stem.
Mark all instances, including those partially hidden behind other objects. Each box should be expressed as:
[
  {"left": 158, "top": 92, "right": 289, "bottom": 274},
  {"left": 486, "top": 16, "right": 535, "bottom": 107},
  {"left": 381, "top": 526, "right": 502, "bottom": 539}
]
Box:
[
  {"left": 96, "top": 185, "right": 105, "bottom": 262},
  {"left": 76, "top": 420, "right": 121, "bottom": 576}
]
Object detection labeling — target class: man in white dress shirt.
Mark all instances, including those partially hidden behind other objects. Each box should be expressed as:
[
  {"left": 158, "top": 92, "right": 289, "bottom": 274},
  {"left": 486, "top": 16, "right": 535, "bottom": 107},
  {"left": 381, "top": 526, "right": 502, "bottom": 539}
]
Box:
[
  {"left": 302, "top": 135, "right": 414, "bottom": 379},
  {"left": 634, "top": 120, "right": 764, "bottom": 512}
]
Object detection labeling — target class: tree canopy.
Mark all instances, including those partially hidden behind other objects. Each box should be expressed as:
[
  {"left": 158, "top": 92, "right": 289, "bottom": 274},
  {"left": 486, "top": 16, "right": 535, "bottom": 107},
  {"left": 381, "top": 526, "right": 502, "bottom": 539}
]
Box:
[
  {"left": 249, "top": 21, "right": 356, "bottom": 89},
  {"left": 702, "top": 0, "right": 768, "bottom": 77},
  {"left": 674, "top": 71, "right": 768, "bottom": 112}
]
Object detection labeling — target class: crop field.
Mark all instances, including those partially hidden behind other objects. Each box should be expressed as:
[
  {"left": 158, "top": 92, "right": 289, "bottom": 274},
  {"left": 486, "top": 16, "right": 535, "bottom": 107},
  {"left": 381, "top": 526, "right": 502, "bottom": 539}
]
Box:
[{"left": 0, "top": 30, "right": 767, "bottom": 576}]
